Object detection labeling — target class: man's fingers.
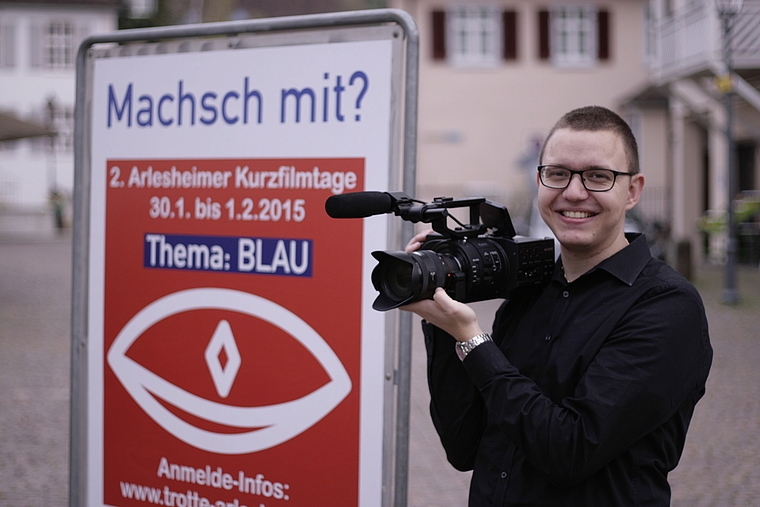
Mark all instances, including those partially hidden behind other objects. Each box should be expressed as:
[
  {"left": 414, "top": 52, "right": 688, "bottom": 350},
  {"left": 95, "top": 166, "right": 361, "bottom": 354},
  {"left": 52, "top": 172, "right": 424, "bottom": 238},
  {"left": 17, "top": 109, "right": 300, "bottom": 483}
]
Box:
[{"left": 404, "top": 229, "right": 435, "bottom": 253}]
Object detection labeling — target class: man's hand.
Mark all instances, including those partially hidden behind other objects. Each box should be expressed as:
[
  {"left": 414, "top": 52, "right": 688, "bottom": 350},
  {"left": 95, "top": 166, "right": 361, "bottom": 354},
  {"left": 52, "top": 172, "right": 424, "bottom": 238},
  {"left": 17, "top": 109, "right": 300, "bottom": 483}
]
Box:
[
  {"left": 401, "top": 229, "right": 485, "bottom": 342},
  {"left": 404, "top": 229, "right": 434, "bottom": 253},
  {"left": 401, "top": 287, "right": 484, "bottom": 343}
]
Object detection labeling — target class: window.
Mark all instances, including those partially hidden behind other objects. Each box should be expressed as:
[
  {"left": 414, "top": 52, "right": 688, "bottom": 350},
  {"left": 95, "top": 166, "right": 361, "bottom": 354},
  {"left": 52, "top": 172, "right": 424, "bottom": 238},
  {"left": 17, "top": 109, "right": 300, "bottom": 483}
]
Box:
[
  {"left": 30, "top": 20, "right": 80, "bottom": 69},
  {"left": 432, "top": 7, "right": 518, "bottom": 66},
  {"left": 448, "top": 6, "right": 502, "bottom": 66},
  {"left": 45, "top": 21, "right": 75, "bottom": 69},
  {"left": 552, "top": 6, "right": 597, "bottom": 66},
  {"left": 538, "top": 6, "right": 610, "bottom": 66},
  {"left": 49, "top": 105, "right": 74, "bottom": 152},
  {"left": 0, "top": 21, "right": 15, "bottom": 68},
  {"left": 37, "top": 102, "right": 74, "bottom": 153}
]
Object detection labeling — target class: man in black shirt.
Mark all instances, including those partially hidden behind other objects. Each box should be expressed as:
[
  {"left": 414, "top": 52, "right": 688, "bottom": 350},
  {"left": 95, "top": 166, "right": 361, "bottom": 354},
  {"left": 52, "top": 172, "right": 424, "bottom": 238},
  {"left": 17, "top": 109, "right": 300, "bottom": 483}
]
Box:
[{"left": 403, "top": 106, "right": 712, "bottom": 506}]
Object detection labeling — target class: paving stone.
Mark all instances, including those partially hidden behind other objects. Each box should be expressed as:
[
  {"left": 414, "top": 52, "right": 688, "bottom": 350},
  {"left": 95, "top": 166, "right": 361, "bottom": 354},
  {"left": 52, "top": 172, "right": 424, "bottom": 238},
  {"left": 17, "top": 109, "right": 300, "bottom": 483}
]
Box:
[{"left": 1, "top": 235, "right": 758, "bottom": 507}]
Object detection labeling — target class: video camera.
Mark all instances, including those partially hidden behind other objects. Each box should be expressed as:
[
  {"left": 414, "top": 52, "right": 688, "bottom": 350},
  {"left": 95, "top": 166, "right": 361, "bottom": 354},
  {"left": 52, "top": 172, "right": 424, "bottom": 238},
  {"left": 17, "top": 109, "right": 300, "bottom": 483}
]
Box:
[{"left": 325, "top": 191, "right": 555, "bottom": 311}]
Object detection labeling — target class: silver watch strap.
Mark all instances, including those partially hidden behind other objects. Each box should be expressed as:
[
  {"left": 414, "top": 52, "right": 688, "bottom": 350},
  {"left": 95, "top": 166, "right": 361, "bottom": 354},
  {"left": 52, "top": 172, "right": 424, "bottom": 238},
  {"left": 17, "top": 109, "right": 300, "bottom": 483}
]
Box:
[{"left": 455, "top": 333, "right": 492, "bottom": 361}]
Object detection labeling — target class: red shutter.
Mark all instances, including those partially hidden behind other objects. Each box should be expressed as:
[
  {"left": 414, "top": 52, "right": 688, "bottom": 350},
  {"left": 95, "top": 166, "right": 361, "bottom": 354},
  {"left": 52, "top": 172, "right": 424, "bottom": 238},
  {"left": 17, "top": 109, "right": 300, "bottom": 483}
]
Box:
[
  {"left": 598, "top": 10, "right": 610, "bottom": 60},
  {"left": 538, "top": 10, "right": 550, "bottom": 60},
  {"left": 432, "top": 10, "right": 446, "bottom": 60},
  {"left": 503, "top": 10, "right": 518, "bottom": 60}
]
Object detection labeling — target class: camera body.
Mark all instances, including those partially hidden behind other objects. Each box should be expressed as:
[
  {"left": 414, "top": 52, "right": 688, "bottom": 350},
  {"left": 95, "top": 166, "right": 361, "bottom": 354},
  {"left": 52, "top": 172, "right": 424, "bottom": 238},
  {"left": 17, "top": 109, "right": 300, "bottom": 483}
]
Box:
[{"left": 367, "top": 193, "right": 555, "bottom": 311}]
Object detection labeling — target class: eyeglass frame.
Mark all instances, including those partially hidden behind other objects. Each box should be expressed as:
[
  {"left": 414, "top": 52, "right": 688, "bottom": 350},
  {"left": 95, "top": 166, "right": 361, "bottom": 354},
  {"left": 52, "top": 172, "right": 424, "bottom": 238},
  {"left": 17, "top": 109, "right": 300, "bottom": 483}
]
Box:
[{"left": 537, "top": 165, "right": 633, "bottom": 192}]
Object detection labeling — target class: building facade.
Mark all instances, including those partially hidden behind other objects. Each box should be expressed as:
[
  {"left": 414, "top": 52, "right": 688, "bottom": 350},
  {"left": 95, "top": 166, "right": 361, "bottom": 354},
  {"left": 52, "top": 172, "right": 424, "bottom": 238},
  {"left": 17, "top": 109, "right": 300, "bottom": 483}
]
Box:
[
  {"left": 391, "top": 0, "right": 760, "bottom": 267},
  {"left": 0, "top": 0, "right": 119, "bottom": 230},
  {"left": 390, "top": 0, "right": 654, "bottom": 230},
  {"left": 3, "top": 0, "right": 758, "bottom": 262},
  {"left": 0, "top": 0, "right": 380, "bottom": 232},
  {"left": 638, "top": 0, "right": 760, "bottom": 267}
]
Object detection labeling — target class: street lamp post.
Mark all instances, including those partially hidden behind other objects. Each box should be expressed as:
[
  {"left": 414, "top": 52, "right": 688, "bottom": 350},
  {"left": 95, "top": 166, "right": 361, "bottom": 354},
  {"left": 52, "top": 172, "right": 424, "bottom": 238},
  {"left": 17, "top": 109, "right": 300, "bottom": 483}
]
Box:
[
  {"left": 716, "top": 0, "right": 743, "bottom": 305},
  {"left": 46, "top": 97, "right": 58, "bottom": 195}
]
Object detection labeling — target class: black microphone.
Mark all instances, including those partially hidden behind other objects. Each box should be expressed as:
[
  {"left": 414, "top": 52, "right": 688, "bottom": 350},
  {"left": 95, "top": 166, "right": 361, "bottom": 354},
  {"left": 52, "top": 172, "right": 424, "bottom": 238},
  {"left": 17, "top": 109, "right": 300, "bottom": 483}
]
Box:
[{"left": 325, "top": 191, "right": 395, "bottom": 218}]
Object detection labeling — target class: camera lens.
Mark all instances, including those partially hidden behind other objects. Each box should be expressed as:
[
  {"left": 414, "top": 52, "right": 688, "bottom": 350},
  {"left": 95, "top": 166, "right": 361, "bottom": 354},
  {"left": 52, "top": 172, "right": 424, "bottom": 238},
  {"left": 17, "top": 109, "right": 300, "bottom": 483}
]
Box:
[
  {"left": 380, "top": 257, "right": 413, "bottom": 302},
  {"left": 371, "top": 237, "right": 518, "bottom": 311},
  {"left": 371, "top": 251, "right": 420, "bottom": 310},
  {"left": 371, "top": 249, "right": 463, "bottom": 311}
]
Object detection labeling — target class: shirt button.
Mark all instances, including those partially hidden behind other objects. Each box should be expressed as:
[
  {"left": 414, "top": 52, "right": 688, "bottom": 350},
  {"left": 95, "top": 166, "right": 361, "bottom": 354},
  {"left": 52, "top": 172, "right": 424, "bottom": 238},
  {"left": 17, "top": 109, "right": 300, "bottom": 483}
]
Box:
[
  {"left": 545, "top": 334, "right": 552, "bottom": 341},
  {"left": 562, "top": 290, "right": 570, "bottom": 298},
  {"left": 501, "top": 472, "right": 508, "bottom": 479}
]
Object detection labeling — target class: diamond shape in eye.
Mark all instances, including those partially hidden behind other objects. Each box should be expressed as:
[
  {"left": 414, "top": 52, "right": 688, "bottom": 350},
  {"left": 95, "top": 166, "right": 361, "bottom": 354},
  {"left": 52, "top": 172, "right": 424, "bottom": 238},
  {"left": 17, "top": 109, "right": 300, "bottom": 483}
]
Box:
[{"left": 204, "top": 319, "right": 241, "bottom": 398}]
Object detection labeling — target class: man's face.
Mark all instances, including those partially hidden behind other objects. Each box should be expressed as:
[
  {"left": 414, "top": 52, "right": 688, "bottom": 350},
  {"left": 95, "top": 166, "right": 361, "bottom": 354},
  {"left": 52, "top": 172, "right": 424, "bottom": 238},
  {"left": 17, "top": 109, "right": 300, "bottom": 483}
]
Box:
[{"left": 537, "top": 128, "right": 644, "bottom": 260}]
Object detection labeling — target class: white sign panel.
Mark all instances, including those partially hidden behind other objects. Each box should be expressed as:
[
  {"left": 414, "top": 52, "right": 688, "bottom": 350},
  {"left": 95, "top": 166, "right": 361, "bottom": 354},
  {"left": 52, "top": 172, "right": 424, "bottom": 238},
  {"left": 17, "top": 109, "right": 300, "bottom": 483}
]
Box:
[{"left": 82, "top": 27, "right": 403, "bottom": 507}]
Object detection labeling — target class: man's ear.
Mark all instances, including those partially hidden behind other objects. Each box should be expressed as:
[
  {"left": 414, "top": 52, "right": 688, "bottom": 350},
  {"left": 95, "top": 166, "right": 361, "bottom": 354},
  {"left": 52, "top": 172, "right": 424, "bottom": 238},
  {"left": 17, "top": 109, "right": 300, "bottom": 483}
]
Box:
[{"left": 625, "top": 173, "right": 645, "bottom": 210}]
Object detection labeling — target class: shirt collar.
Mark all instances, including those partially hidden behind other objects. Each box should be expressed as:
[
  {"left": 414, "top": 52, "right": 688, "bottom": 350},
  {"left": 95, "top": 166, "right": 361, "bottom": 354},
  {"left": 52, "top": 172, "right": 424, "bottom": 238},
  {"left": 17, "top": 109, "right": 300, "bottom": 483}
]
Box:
[
  {"left": 596, "top": 233, "right": 651, "bottom": 286},
  {"left": 555, "top": 233, "right": 651, "bottom": 287}
]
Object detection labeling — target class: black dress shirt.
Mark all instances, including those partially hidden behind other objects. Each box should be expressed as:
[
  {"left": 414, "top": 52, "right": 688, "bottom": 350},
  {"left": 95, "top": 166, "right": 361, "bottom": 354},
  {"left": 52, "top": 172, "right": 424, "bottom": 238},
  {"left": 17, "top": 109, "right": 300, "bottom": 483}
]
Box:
[{"left": 424, "top": 234, "right": 712, "bottom": 506}]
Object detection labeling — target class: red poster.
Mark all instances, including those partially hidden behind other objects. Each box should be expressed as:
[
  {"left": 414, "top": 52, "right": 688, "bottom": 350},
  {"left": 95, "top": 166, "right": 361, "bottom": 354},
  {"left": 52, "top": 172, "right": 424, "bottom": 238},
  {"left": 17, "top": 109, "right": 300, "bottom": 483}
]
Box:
[{"left": 102, "top": 158, "right": 364, "bottom": 507}]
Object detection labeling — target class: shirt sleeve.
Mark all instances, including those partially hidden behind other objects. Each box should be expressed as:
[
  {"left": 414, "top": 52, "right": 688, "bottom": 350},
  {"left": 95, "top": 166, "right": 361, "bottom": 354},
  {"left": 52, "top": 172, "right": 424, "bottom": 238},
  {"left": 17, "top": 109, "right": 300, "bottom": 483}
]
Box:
[
  {"left": 423, "top": 320, "right": 486, "bottom": 471},
  {"left": 460, "top": 280, "right": 712, "bottom": 487}
]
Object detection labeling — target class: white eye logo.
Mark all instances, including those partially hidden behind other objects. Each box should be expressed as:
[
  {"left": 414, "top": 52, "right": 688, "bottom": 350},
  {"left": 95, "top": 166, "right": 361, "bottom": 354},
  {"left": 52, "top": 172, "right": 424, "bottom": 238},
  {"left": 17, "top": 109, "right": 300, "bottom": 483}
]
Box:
[{"left": 107, "top": 288, "right": 352, "bottom": 455}]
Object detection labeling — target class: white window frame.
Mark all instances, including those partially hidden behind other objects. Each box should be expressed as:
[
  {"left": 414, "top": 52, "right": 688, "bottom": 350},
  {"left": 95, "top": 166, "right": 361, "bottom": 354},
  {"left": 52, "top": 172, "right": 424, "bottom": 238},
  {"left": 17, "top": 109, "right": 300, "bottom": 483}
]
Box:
[
  {"left": 447, "top": 5, "right": 502, "bottom": 67},
  {"left": 551, "top": 5, "right": 598, "bottom": 67},
  {"left": 49, "top": 105, "right": 74, "bottom": 152},
  {"left": 44, "top": 20, "right": 75, "bottom": 69}
]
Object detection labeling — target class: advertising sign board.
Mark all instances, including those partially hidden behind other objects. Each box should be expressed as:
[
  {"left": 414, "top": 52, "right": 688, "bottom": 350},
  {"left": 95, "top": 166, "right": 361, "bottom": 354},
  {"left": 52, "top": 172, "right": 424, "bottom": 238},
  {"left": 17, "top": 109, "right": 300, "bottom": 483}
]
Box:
[{"left": 72, "top": 11, "right": 417, "bottom": 507}]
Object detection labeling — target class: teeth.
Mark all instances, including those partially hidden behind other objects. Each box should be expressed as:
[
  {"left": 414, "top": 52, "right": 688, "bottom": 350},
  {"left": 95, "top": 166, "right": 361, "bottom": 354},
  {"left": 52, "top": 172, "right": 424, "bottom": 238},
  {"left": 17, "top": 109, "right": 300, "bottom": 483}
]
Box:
[{"left": 562, "top": 210, "right": 593, "bottom": 219}]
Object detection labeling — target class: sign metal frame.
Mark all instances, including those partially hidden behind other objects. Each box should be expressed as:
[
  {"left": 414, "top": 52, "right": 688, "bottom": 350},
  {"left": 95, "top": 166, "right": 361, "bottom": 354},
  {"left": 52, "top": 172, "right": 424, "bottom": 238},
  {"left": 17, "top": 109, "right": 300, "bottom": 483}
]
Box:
[{"left": 71, "top": 9, "right": 418, "bottom": 507}]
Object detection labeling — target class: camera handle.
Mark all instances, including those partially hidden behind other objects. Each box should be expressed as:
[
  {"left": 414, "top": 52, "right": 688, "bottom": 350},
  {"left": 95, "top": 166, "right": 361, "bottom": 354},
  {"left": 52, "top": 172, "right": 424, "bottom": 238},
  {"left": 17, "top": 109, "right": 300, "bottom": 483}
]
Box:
[{"left": 387, "top": 192, "right": 515, "bottom": 239}]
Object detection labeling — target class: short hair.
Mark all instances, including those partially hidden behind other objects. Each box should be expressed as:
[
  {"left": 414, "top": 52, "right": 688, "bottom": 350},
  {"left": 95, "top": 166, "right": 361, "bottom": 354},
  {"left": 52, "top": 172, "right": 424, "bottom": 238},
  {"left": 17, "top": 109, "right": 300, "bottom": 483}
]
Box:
[{"left": 539, "top": 106, "right": 640, "bottom": 174}]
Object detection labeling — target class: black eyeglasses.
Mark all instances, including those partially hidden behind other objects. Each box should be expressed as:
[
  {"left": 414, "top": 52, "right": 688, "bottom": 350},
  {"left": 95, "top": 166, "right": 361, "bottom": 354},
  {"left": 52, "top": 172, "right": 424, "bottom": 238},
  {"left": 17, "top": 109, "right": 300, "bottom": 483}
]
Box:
[{"left": 538, "top": 165, "right": 632, "bottom": 192}]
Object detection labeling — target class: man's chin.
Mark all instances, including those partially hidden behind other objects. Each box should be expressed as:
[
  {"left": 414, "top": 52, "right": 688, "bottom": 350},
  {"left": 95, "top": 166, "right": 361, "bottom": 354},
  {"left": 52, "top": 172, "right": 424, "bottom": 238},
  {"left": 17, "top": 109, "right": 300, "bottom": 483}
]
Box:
[
  {"left": 556, "top": 235, "right": 596, "bottom": 255},
  {"left": 553, "top": 229, "right": 590, "bottom": 245}
]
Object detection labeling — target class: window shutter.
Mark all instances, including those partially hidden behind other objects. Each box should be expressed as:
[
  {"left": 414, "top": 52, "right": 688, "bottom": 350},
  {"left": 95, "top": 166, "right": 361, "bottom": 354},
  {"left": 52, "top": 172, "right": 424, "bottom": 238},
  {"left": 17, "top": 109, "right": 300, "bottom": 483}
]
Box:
[
  {"left": 598, "top": 9, "right": 610, "bottom": 60},
  {"left": 0, "top": 23, "right": 15, "bottom": 68},
  {"left": 538, "top": 10, "right": 550, "bottom": 60},
  {"left": 30, "top": 23, "right": 42, "bottom": 68},
  {"left": 502, "top": 10, "right": 518, "bottom": 60},
  {"left": 432, "top": 10, "right": 446, "bottom": 60}
]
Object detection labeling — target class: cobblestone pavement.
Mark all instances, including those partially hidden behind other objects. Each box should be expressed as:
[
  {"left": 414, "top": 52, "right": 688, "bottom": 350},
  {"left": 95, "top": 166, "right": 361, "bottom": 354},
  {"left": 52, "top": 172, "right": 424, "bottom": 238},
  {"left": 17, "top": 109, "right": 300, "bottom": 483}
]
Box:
[
  {"left": 1, "top": 234, "right": 759, "bottom": 507},
  {"left": 0, "top": 234, "right": 72, "bottom": 507}
]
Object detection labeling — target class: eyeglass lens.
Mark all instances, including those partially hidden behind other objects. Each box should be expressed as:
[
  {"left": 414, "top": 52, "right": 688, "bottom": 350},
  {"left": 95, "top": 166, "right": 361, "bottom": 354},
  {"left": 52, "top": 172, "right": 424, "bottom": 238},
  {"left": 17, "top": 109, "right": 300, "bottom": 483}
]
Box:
[{"left": 540, "top": 167, "right": 617, "bottom": 191}]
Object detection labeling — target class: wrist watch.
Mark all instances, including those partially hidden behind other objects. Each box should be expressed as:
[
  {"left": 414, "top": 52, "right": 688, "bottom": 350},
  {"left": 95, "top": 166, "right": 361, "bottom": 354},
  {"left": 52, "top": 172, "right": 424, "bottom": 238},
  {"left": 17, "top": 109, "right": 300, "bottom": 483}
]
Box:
[{"left": 455, "top": 333, "right": 492, "bottom": 361}]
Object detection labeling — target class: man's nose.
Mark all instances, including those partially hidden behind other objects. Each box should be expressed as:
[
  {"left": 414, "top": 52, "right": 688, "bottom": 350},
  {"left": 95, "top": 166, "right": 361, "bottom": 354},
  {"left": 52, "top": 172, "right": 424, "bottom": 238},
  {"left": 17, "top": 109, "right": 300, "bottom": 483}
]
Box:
[{"left": 563, "top": 173, "right": 588, "bottom": 198}]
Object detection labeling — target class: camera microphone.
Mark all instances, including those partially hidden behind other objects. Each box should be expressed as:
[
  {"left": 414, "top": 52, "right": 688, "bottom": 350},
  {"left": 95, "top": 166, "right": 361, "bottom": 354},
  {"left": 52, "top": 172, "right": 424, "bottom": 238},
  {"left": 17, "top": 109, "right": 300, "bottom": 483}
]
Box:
[{"left": 325, "top": 191, "right": 395, "bottom": 218}]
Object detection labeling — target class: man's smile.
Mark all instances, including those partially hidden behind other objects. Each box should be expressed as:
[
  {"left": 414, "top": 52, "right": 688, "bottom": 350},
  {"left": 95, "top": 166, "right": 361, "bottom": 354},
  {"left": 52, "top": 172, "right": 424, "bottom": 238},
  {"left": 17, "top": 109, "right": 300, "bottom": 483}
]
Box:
[{"left": 559, "top": 210, "right": 597, "bottom": 219}]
